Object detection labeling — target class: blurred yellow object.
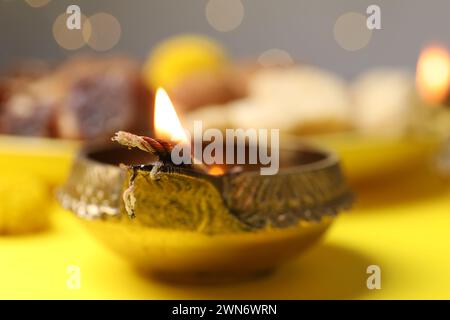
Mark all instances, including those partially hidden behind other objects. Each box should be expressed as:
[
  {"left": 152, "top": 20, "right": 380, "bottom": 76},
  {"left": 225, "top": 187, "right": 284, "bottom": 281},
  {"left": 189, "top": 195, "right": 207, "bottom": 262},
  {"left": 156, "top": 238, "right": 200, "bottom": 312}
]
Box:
[
  {"left": 0, "top": 135, "right": 79, "bottom": 233},
  {"left": 143, "top": 34, "right": 228, "bottom": 89},
  {"left": 284, "top": 132, "right": 442, "bottom": 184},
  {"left": 0, "top": 172, "right": 51, "bottom": 234},
  {"left": 0, "top": 135, "right": 79, "bottom": 186}
]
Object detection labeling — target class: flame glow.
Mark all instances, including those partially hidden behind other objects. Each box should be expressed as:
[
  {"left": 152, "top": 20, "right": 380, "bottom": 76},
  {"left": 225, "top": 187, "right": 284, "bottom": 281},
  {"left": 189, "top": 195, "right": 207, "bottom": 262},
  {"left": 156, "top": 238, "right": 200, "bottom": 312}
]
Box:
[
  {"left": 208, "top": 165, "right": 225, "bottom": 176},
  {"left": 416, "top": 45, "right": 450, "bottom": 104},
  {"left": 154, "top": 88, "right": 189, "bottom": 143}
]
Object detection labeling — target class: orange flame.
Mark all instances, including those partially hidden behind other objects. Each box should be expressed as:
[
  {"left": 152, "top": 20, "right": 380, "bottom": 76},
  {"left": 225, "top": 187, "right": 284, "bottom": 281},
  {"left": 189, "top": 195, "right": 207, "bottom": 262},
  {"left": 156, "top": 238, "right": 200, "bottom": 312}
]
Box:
[
  {"left": 208, "top": 165, "right": 225, "bottom": 176},
  {"left": 416, "top": 45, "right": 450, "bottom": 105},
  {"left": 154, "top": 88, "right": 189, "bottom": 143}
]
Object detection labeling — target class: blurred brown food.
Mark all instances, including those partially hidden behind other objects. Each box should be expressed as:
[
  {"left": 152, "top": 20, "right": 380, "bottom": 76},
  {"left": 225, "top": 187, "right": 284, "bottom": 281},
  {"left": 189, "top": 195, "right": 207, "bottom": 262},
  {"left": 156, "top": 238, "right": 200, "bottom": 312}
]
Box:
[
  {"left": 169, "top": 62, "right": 260, "bottom": 112},
  {"left": 0, "top": 56, "right": 152, "bottom": 140}
]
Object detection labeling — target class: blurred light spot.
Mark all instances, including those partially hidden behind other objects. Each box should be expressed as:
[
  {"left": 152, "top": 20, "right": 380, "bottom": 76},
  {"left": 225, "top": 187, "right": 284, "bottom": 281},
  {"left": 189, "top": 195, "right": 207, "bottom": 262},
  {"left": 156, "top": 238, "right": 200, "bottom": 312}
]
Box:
[
  {"left": 208, "top": 165, "right": 225, "bottom": 176},
  {"left": 334, "top": 12, "right": 372, "bottom": 51},
  {"left": 206, "top": 0, "right": 244, "bottom": 32},
  {"left": 53, "top": 13, "right": 90, "bottom": 50},
  {"left": 25, "top": 0, "right": 51, "bottom": 8},
  {"left": 258, "top": 49, "right": 294, "bottom": 67},
  {"left": 416, "top": 45, "right": 450, "bottom": 104},
  {"left": 83, "top": 13, "right": 121, "bottom": 51}
]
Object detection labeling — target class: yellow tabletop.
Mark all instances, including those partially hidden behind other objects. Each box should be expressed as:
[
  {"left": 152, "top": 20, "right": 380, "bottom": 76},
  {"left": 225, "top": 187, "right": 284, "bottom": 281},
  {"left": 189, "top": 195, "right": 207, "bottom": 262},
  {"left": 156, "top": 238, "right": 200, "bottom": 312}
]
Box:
[{"left": 1, "top": 167, "right": 450, "bottom": 299}]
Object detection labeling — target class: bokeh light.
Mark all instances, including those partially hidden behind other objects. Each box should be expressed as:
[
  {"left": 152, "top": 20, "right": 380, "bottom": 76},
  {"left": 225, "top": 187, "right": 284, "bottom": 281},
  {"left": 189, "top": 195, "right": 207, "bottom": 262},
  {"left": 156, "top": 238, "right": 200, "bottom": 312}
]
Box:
[
  {"left": 416, "top": 45, "right": 450, "bottom": 104},
  {"left": 258, "top": 49, "right": 294, "bottom": 67},
  {"left": 83, "top": 13, "right": 121, "bottom": 51},
  {"left": 25, "top": 0, "right": 51, "bottom": 8},
  {"left": 205, "top": 0, "right": 244, "bottom": 32},
  {"left": 52, "top": 12, "right": 91, "bottom": 50},
  {"left": 334, "top": 12, "right": 372, "bottom": 51}
]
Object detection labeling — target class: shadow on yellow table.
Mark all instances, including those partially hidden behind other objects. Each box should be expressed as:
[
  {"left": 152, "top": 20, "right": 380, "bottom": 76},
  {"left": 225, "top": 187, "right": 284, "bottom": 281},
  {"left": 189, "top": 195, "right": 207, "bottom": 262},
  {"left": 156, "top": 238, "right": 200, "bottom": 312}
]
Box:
[{"left": 0, "top": 206, "right": 372, "bottom": 299}]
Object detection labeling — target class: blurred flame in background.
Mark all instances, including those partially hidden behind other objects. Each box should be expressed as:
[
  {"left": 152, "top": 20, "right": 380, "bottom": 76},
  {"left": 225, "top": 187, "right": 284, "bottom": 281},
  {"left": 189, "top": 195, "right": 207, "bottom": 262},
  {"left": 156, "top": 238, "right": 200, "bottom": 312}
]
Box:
[
  {"left": 154, "top": 88, "right": 189, "bottom": 143},
  {"left": 416, "top": 45, "right": 450, "bottom": 104}
]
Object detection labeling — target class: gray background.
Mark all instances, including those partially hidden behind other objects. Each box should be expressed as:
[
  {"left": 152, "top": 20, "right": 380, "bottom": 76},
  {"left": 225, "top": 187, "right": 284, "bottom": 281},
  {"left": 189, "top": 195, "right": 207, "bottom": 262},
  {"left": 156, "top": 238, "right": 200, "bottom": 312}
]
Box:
[{"left": 0, "top": 0, "right": 448, "bottom": 78}]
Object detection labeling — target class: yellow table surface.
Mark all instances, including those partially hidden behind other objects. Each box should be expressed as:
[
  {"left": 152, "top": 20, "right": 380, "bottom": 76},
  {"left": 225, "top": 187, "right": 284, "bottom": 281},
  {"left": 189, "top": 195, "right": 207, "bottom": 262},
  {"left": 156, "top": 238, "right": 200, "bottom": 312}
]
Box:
[{"left": 1, "top": 168, "right": 450, "bottom": 299}]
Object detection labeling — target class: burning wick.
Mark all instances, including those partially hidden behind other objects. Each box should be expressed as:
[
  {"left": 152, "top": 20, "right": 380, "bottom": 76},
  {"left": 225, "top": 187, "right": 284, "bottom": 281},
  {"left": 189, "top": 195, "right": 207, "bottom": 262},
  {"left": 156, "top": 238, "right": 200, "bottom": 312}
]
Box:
[
  {"left": 112, "top": 88, "right": 203, "bottom": 178},
  {"left": 111, "top": 87, "right": 193, "bottom": 218},
  {"left": 112, "top": 131, "right": 175, "bottom": 164},
  {"left": 112, "top": 130, "right": 195, "bottom": 181},
  {"left": 112, "top": 88, "right": 217, "bottom": 218},
  {"left": 112, "top": 130, "right": 210, "bottom": 175}
]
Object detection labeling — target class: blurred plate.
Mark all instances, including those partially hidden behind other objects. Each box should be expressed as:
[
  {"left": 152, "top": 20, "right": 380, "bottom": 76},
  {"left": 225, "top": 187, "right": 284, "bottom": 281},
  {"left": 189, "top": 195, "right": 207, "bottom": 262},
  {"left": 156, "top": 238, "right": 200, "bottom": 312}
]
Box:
[
  {"left": 0, "top": 135, "right": 80, "bottom": 186},
  {"left": 282, "top": 131, "right": 443, "bottom": 184}
]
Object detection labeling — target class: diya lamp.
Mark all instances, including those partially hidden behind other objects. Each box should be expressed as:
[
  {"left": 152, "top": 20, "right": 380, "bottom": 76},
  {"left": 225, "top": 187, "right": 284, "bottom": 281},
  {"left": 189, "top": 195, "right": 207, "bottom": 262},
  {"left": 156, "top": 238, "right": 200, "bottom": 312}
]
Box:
[{"left": 58, "top": 88, "right": 353, "bottom": 283}]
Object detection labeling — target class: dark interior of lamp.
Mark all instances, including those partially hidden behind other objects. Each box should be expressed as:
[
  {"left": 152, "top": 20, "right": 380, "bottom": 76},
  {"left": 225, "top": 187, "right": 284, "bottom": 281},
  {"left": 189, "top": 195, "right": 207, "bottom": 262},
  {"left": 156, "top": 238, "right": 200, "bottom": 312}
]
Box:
[{"left": 86, "top": 141, "right": 330, "bottom": 173}]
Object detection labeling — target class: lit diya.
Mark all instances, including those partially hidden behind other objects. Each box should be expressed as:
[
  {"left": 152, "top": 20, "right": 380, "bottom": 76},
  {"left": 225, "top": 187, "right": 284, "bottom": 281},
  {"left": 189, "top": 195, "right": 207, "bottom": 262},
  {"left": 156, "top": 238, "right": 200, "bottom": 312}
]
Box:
[{"left": 58, "top": 88, "right": 353, "bottom": 282}]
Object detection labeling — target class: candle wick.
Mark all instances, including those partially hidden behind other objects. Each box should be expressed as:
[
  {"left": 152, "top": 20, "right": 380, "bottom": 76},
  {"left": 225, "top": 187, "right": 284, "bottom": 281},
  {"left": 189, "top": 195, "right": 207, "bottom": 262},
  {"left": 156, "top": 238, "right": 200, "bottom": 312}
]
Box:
[
  {"left": 112, "top": 131, "right": 173, "bottom": 163},
  {"left": 112, "top": 131, "right": 208, "bottom": 173}
]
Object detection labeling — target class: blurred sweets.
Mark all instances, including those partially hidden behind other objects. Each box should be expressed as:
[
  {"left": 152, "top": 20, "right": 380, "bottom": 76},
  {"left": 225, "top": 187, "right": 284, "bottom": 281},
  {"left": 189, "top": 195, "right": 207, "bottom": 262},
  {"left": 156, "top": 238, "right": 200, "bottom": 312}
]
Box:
[
  {"left": 0, "top": 56, "right": 151, "bottom": 140},
  {"left": 143, "top": 34, "right": 248, "bottom": 112},
  {"left": 0, "top": 172, "right": 50, "bottom": 234},
  {"left": 168, "top": 66, "right": 250, "bottom": 112},
  {"left": 54, "top": 57, "right": 150, "bottom": 139},
  {"left": 241, "top": 66, "right": 352, "bottom": 133},
  {"left": 183, "top": 65, "right": 429, "bottom": 137},
  {"left": 351, "top": 69, "right": 416, "bottom": 136},
  {"left": 0, "top": 75, "right": 59, "bottom": 136},
  {"left": 144, "top": 34, "right": 227, "bottom": 90},
  {"left": 142, "top": 34, "right": 441, "bottom": 137}
]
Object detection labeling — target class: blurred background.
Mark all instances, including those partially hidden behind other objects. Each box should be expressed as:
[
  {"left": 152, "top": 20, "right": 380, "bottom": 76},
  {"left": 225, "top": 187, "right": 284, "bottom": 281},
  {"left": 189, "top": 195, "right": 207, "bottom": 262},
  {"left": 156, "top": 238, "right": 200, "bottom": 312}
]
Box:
[
  {"left": 2, "top": 0, "right": 450, "bottom": 78},
  {"left": 2, "top": 0, "right": 450, "bottom": 299}
]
